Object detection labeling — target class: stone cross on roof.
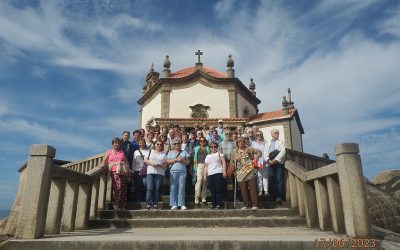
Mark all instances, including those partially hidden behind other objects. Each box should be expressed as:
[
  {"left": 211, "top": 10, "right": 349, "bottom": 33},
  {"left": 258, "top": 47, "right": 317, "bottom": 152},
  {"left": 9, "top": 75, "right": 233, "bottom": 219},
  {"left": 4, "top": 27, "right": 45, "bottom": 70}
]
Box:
[{"left": 195, "top": 49, "right": 203, "bottom": 64}]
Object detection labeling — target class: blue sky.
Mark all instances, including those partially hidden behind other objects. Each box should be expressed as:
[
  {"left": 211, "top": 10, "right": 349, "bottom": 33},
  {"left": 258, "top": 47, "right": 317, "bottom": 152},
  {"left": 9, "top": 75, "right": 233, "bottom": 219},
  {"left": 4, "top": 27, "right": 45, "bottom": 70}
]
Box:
[{"left": 0, "top": 0, "right": 399, "bottom": 210}]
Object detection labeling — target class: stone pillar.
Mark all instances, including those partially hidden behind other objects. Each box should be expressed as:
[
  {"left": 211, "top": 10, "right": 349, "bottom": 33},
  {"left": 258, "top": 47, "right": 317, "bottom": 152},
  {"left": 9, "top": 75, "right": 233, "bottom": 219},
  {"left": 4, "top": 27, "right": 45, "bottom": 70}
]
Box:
[
  {"left": 296, "top": 178, "right": 305, "bottom": 216},
  {"left": 288, "top": 172, "right": 298, "bottom": 208},
  {"left": 227, "top": 89, "right": 237, "bottom": 118},
  {"left": 61, "top": 180, "right": 79, "bottom": 232},
  {"left": 303, "top": 181, "right": 318, "bottom": 228},
  {"left": 90, "top": 178, "right": 100, "bottom": 219},
  {"left": 75, "top": 182, "right": 92, "bottom": 230},
  {"left": 106, "top": 173, "right": 112, "bottom": 204},
  {"left": 314, "top": 179, "right": 332, "bottom": 231},
  {"left": 15, "top": 144, "right": 55, "bottom": 239},
  {"left": 326, "top": 175, "right": 345, "bottom": 233},
  {"left": 335, "top": 143, "right": 371, "bottom": 237},
  {"left": 45, "top": 177, "right": 66, "bottom": 235},
  {"left": 160, "top": 89, "right": 171, "bottom": 118},
  {"left": 98, "top": 174, "right": 108, "bottom": 210}
]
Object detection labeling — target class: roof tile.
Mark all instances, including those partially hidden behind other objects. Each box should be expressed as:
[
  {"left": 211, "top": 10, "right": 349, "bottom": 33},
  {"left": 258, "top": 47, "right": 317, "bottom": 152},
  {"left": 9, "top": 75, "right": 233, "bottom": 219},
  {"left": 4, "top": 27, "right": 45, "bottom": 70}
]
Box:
[{"left": 170, "top": 66, "right": 226, "bottom": 78}]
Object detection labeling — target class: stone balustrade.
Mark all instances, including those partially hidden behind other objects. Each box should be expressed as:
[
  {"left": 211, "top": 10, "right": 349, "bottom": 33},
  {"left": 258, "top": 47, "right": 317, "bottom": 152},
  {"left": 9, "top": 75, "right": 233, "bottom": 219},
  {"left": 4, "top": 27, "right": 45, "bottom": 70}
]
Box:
[
  {"left": 284, "top": 143, "right": 371, "bottom": 237},
  {"left": 12, "top": 143, "right": 372, "bottom": 239},
  {"left": 14, "top": 145, "right": 109, "bottom": 239}
]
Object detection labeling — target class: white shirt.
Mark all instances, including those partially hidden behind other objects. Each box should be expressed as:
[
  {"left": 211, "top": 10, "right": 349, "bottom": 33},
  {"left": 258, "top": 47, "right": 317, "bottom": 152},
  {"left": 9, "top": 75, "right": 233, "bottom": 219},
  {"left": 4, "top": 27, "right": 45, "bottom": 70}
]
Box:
[
  {"left": 133, "top": 149, "right": 148, "bottom": 171},
  {"left": 146, "top": 151, "right": 167, "bottom": 176},
  {"left": 204, "top": 153, "right": 224, "bottom": 176}
]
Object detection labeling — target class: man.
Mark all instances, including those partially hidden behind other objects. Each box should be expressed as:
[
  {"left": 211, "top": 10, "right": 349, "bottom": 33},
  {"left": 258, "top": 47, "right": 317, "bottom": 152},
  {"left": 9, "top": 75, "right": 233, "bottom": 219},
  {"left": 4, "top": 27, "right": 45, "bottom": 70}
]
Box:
[
  {"left": 121, "top": 131, "right": 134, "bottom": 202},
  {"left": 166, "top": 128, "right": 176, "bottom": 152},
  {"left": 173, "top": 124, "right": 182, "bottom": 139},
  {"left": 263, "top": 129, "right": 286, "bottom": 203},
  {"left": 121, "top": 131, "right": 134, "bottom": 167},
  {"left": 186, "top": 130, "right": 199, "bottom": 195},
  {"left": 208, "top": 129, "right": 221, "bottom": 144},
  {"left": 216, "top": 119, "right": 224, "bottom": 136},
  {"left": 131, "top": 130, "right": 141, "bottom": 152},
  {"left": 219, "top": 129, "right": 235, "bottom": 201}
]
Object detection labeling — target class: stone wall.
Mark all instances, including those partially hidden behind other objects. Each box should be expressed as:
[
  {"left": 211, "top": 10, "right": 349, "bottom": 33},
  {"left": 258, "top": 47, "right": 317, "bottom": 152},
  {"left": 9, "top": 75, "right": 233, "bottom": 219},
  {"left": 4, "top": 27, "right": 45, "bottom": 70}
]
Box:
[
  {"left": 372, "top": 170, "right": 400, "bottom": 201},
  {"left": 366, "top": 181, "right": 400, "bottom": 233}
]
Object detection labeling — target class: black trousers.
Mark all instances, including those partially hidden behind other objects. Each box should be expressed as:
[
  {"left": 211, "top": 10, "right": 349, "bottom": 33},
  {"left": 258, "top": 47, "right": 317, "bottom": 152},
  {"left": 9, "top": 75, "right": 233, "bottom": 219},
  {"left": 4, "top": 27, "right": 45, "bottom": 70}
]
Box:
[{"left": 208, "top": 173, "right": 224, "bottom": 208}]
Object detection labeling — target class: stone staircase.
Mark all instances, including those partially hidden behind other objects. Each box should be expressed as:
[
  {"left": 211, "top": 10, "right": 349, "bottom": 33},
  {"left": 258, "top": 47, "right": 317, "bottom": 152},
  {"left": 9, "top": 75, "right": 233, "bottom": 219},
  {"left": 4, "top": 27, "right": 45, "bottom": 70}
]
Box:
[
  {"left": 89, "top": 201, "right": 306, "bottom": 229},
  {"left": 5, "top": 200, "right": 344, "bottom": 250}
]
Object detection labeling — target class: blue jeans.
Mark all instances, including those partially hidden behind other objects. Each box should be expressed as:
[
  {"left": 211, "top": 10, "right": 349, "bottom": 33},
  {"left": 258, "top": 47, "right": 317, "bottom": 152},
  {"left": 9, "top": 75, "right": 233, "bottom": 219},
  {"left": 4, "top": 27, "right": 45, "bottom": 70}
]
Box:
[
  {"left": 208, "top": 173, "right": 224, "bottom": 208},
  {"left": 268, "top": 164, "right": 285, "bottom": 200},
  {"left": 169, "top": 171, "right": 187, "bottom": 206},
  {"left": 146, "top": 174, "right": 163, "bottom": 206}
]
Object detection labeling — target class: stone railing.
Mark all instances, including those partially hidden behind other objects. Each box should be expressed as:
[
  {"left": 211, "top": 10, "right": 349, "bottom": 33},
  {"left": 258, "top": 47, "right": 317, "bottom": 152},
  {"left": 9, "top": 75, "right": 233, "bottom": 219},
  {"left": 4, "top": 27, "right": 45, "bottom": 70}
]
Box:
[
  {"left": 14, "top": 145, "right": 109, "bottom": 239},
  {"left": 284, "top": 143, "right": 371, "bottom": 237},
  {"left": 62, "top": 153, "right": 104, "bottom": 173}
]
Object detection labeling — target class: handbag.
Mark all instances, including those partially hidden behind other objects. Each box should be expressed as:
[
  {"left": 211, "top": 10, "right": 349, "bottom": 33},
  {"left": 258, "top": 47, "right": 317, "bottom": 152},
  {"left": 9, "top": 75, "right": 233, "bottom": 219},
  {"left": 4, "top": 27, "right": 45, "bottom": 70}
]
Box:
[
  {"left": 236, "top": 159, "right": 256, "bottom": 182},
  {"left": 139, "top": 149, "right": 151, "bottom": 177},
  {"left": 108, "top": 150, "right": 130, "bottom": 175},
  {"left": 268, "top": 149, "right": 280, "bottom": 160}
]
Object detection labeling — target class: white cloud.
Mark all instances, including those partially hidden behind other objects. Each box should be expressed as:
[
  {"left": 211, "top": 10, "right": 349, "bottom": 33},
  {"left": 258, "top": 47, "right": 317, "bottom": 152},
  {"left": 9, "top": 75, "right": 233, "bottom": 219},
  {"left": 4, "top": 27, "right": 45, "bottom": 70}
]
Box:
[
  {"left": 379, "top": 5, "right": 400, "bottom": 38},
  {"left": 0, "top": 119, "right": 102, "bottom": 151},
  {"left": 214, "top": 0, "right": 235, "bottom": 18}
]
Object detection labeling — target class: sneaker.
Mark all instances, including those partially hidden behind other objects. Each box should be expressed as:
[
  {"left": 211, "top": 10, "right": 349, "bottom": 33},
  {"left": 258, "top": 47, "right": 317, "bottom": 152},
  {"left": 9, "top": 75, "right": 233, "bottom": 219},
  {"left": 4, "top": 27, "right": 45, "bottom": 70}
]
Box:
[
  {"left": 252, "top": 206, "right": 258, "bottom": 211},
  {"left": 201, "top": 198, "right": 207, "bottom": 203},
  {"left": 153, "top": 204, "right": 158, "bottom": 210},
  {"left": 215, "top": 206, "right": 222, "bottom": 210},
  {"left": 180, "top": 206, "right": 187, "bottom": 210},
  {"left": 146, "top": 205, "right": 151, "bottom": 210},
  {"left": 195, "top": 198, "right": 199, "bottom": 205},
  {"left": 171, "top": 206, "right": 178, "bottom": 210},
  {"left": 208, "top": 205, "right": 214, "bottom": 210},
  {"left": 258, "top": 192, "right": 263, "bottom": 196},
  {"left": 241, "top": 206, "right": 248, "bottom": 210}
]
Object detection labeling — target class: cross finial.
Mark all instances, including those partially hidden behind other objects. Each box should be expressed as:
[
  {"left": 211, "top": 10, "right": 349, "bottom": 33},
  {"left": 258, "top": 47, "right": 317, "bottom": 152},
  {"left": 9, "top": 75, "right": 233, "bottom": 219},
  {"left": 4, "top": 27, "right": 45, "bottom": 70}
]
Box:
[{"left": 195, "top": 49, "right": 203, "bottom": 64}]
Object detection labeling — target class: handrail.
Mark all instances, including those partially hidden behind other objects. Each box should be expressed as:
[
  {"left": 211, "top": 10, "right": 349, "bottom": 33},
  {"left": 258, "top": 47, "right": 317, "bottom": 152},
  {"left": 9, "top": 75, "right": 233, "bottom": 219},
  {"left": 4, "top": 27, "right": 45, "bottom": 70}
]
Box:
[
  {"left": 285, "top": 160, "right": 338, "bottom": 181},
  {"left": 61, "top": 153, "right": 105, "bottom": 173},
  {"left": 284, "top": 143, "right": 371, "bottom": 237}
]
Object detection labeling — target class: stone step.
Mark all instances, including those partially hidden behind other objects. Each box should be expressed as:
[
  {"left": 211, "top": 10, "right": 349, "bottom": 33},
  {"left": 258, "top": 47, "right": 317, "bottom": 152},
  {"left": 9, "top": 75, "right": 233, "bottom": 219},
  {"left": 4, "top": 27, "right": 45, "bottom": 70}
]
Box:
[
  {"left": 107, "top": 201, "right": 289, "bottom": 210},
  {"left": 89, "top": 216, "right": 306, "bottom": 228},
  {"left": 4, "top": 227, "right": 360, "bottom": 250},
  {"left": 99, "top": 208, "right": 299, "bottom": 219}
]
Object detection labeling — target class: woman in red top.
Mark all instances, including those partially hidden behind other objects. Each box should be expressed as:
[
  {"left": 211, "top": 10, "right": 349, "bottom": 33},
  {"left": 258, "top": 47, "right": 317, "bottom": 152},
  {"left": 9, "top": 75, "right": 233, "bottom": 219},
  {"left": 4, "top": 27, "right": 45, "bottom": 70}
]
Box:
[{"left": 101, "top": 137, "right": 131, "bottom": 210}]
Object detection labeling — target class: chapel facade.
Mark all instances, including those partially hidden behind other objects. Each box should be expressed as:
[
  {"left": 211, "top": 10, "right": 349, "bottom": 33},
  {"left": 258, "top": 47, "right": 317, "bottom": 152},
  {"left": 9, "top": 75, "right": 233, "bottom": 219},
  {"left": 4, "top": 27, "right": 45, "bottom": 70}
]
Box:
[{"left": 137, "top": 51, "right": 304, "bottom": 151}]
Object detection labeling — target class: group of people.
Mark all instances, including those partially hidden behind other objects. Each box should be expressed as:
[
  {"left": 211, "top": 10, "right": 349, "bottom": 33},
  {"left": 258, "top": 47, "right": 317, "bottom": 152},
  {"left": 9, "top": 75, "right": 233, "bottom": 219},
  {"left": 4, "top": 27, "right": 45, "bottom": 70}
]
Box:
[{"left": 101, "top": 119, "right": 286, "bottom": 211}]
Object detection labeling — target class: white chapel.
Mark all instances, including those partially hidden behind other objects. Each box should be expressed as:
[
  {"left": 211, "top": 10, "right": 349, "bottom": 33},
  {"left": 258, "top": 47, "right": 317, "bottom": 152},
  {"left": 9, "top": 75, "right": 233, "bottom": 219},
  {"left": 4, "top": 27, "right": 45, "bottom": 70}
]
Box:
[{"left": 138, "top": 50, "right": 304, "bottom": 151}]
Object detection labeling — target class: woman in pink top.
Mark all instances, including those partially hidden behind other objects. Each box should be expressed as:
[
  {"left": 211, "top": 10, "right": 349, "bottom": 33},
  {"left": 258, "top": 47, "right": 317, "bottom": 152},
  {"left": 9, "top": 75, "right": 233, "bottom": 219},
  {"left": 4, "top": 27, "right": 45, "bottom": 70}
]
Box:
[{"left": 101, "top": 137, "right": 131, "bottom": 210}]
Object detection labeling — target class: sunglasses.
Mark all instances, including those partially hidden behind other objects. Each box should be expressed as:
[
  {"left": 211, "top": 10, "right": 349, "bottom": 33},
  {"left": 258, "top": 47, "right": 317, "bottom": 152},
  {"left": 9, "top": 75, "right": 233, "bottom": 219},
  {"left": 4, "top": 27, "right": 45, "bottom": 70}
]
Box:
[
  {"left": 200, "top": 140, "right": 206, "bottom": 142},
  {"left": 155, "top": 143, "right": 162, "bottom": 146},
  {"left": 173, "top": 143, "right": 180, "bottom": 145},
  {"left": 210, "top": 146, "right": 217, "bottom": 148}
]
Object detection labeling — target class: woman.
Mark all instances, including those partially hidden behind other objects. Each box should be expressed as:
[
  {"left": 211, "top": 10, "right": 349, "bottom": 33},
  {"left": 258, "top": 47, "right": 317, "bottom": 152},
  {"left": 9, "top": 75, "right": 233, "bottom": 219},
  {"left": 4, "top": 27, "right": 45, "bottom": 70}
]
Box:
[
  {"left": 101, "top": 137, "right": 131, "bottom": 210},
  {"left": 132, "top": 138, "right": 148, "bottom": 203},
  {"left": 143, "top": 139, "right": 167, "bottom": 209},
  {"left": 193, "top": 136, "right": 210, "bottom": 204},
  {"left": 230, "top": 137, "right": 260, "bottom": 210},
  {"left": 251, "top": 131, "right": 268, "bottom": 197},
  {"left": 158, "top": 133, "right": 169, "bottom": 153},
  {"left": 203, "top": 142, "right": 227, "bottom": 209},
  {"left": 167, "top": 138, "right": 190, "bottom": 210}
]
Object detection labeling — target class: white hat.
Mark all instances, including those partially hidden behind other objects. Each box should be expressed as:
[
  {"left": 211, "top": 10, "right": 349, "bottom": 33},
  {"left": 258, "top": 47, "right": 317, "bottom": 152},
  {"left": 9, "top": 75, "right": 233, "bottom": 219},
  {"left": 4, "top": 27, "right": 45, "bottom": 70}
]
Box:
[{"left": 218, "top": 119, "right": 223, "bottom": 123}]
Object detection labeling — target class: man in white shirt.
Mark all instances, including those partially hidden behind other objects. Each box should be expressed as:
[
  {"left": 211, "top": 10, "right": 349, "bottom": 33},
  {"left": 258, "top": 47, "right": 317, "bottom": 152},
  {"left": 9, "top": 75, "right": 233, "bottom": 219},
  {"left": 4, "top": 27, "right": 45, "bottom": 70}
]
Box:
[{"left": 263, "top": 129, "right": 286, "bottom": 203}]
